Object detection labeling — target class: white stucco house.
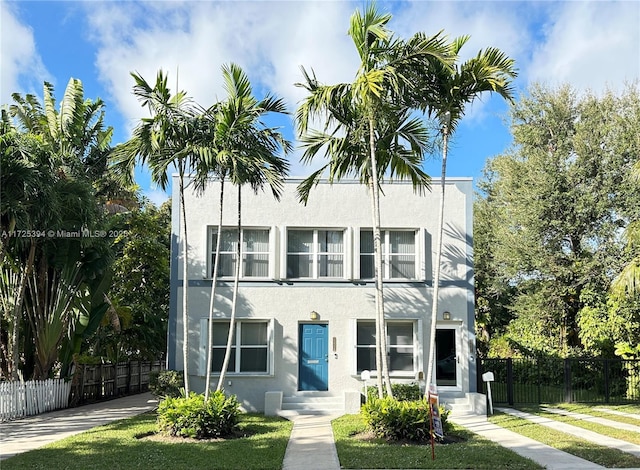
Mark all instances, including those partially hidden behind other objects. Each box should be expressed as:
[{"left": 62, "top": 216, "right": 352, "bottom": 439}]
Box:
[{"left": 167, "top": 177, "right": 483, "bottom": 415}]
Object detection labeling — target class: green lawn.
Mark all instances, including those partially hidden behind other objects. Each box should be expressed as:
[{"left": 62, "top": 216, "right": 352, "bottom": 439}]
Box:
[
  {"left": 332, "top": 414, "right": 543, "bottom": 469},
  {"left": 490, "top": 409, "right": 640, "bottom": 469},
  {"left": 2, "top": 413, "right": 293, "bottom": 470}
]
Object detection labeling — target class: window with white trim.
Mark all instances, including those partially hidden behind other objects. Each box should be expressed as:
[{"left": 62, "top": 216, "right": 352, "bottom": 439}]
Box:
[
  {"left": 360, "top": 230, "right": 417, "bottom": 279},
  {"left": 356, "top": 320, "right": 416, "bottom": 374},
  {"left": 209, "top": 228, "right": 270, "bottom": 278},
  {"left": 210, "top": 320, "right": 270, "bottom": 374},
  {"left": 287, "top": 229, "right": 344, "bottom": 278}
]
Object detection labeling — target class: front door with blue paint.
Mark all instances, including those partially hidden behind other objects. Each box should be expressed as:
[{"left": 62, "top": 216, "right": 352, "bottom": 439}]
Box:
[{"left": 299, "top": 323, "right": 328, "bottom": 391}]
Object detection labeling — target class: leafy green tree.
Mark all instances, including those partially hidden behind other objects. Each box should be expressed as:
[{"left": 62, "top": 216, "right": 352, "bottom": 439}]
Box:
[
  {"left": 112, "top": 70, "right": 197, "bottom": 394},
  {"left": 1, "top": 79, "right": 115, "bottom": 380},
  {"left": 295, "top": 3, "right": 450, "bottom": 396},
  {"left": 86, "top": 200, "right": 170, "bottom": 362},
  {"left": 475, "top": 83, "right": 640, "bottom": 357},
  {"left": 405, "top": 36, "right": 517, "bottom": 386}
]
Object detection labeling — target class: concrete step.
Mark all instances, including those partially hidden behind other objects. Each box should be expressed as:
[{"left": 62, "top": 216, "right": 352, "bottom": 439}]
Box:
[{"left": 281, "top": 393, "right": 344, "bottom": 416}]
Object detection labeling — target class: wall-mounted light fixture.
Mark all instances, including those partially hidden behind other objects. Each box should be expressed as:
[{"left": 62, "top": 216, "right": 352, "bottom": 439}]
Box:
[
  {"left": 442, "top": 311, "right": 451, "bottom": 321},
  {"left": 310, "top": 310, "right": 319, "bottom": 321}
]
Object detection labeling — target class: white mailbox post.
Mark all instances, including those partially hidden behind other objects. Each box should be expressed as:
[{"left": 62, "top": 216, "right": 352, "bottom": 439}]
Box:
[
  {"left": 482, "top": 371, "right": 495, "bottom": 415},
  {"left": 361, "top": 370, "right": 371, "bottom": 403}
]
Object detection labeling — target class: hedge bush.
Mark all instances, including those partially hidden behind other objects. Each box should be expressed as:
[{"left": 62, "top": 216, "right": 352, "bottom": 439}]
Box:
[
  {"left": 149, "top": 370, "right": 184, "bottom": 398},
  {"left": 365, "top": 382, "right": 422, "bottom": 401},
  {"left": 157, "top": 391, "right": 240, "bottom": 439},
  {"left": 361, "top": 396, "right": 451, "bottom": 443}
]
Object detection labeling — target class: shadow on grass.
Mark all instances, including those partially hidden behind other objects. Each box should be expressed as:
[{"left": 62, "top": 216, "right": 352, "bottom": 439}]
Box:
[{"left": 3, "top": 413, "right": 292, "bottom": 470}]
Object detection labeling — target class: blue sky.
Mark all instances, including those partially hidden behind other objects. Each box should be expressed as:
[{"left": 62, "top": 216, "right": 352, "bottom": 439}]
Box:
[{"left": 2, "top": 0, "right": 639, "bottom": 205}]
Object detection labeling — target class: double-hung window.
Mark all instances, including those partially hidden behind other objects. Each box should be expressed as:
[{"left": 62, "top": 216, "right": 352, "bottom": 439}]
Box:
[
  {"left": 210, "top": 228, "right": 270, "bottom": 278},
  {"left": 287, "top": 229, "right": 344, "bottom": 278},
  {"left": 355, "top": 320, "right": 416, "bottom": 375},
  {"left": 210, "top": 320, "right": 270, "bottom": 374},
  {"left": 360, "top": 230, "right": 416, "bottom": 279}
]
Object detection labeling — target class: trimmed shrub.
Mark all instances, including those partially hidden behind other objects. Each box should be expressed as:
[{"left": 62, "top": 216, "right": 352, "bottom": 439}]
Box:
[
  {"left": 365, "top": 382, "right": 422, "bottom": 401},
  {"left": 157, "top": 391, "right": 240, "bottom": 439},
  {"left": 149, "top": 370, "right": 183, "bottom": 398},
  {"left": 361, "top": 396, "right": 451, "bottom": 443}
]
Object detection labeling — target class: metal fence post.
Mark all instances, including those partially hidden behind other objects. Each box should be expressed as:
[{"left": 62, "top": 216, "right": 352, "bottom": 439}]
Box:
[
  {"left": 564, "top": 358, "right": 572, "bottom": 403},
  {"left": 506, "top": 358, "right": 514, "bottom": 406}
]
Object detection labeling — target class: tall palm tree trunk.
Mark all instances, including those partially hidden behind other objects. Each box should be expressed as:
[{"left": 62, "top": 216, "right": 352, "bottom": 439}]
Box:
[
  {"left": 368, "top": 116, "right": 393, "bottom": 397},
  {"left": 425, "top": 129, "right": 449, "bottom": 391},
  {"left": 179, "top": 171, "right": 190, "bottom": 395},
  {"left": 217, "top": 185, "right": 241, "bottom": 391},
  {"left": 205, "top": 178, "right": 225, "bottom": 400},
  {"left": 10, "top": 239, "right": 37, "bottom": 381}
]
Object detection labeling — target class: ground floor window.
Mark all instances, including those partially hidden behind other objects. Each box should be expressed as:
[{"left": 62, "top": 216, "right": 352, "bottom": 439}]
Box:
[
  {"left": 355, "top": 320, "right": 416, "bottom": 375},
  {"left": 207, "top": 320, "right": 271, "bottom": 374}
]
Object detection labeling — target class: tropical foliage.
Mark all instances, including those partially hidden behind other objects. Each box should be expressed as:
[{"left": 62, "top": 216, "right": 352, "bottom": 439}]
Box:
[
  {"left": 475, "top": 83, "right": 640, "bottom": 359},
  {"left": 1, "top": 79, "right": 116, "bottom": 380}
]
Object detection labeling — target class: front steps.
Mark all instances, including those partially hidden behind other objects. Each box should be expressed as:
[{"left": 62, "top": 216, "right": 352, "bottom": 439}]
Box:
[
  {"left": 281, "top": 392, "right": 344, "bottom": 416},
  {"left": 441, "top": 393, "right": 487, "bottom": 417},
  {"left": 265, "top": 390, "right": 361, "bottom": 417}
]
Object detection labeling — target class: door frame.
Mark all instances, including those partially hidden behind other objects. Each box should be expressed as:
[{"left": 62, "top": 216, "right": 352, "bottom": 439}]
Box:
[
  {"left": 435, "top": 323, "right": 463, "bottom": 392},
  {"left": 298, "top": 322, "right": 329, "bottom": 391}
]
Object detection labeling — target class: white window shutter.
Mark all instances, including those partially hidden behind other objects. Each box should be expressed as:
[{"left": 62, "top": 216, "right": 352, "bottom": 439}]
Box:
[
  {"left": 269, "top": 226, "right": 279, "bottom": 280},
  {"left": 344, "top": 227, "right": 353, "bottom": 280},
  {"left": 280, "top": 226, "right": 288, "bottom": 280},
  {"left": 353, "top": 227, "right": 361, "bottom": 279},
  {"left": 199, "top": 318, "right": 208, "bottom": 376}
]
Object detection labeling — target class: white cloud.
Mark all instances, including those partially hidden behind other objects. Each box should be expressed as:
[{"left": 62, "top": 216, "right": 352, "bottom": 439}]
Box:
[
  {"left": 144, "top": 187, "right": 170, "bottom": 207},
  {"left": 83, "top": 1, "right": 359, "bottom": 176},
  {"left": 527, "top": 1, "right": 640, "bottom": 92},
  {"left": 0, "top": 1, "right": 50, "bottom": 104}
]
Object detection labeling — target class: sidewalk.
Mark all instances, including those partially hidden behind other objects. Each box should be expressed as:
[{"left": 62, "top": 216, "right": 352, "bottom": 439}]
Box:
[
  {"left": 0, "top": 392, "right": 158, "bottom": 461},
  {"left": 282, "top": 414, "right": 341, "bottom": 470},
  {"left": 451, "top": 413, "right": 606, "bottom": 469},
  {"left": 497, "top": 407, "right": 640, "bottom": 459}
]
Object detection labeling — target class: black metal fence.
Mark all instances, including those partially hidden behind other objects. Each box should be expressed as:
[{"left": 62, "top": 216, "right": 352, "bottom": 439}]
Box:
[
  {"left": 69, "top": 360, "right": 164, "bottom": 405},
  {"left": 478, "top": 357, "right": 640, "bottom": 405}
]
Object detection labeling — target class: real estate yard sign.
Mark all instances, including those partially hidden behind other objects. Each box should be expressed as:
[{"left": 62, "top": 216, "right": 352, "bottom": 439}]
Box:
[{"left": 429, "top": 384, "right": 443, "bottom": 439}]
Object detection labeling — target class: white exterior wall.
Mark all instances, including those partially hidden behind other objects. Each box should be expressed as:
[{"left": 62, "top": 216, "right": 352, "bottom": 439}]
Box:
[{"left": 168, "top": 178, "right": 475, "bottom": 412}]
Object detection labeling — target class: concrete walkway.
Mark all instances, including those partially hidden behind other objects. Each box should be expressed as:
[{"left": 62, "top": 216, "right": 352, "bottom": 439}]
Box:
[
  {"left": 451, "top": 413, "right": 605, "bottom": 469},
  {"left": 542, "top": 406, "right": 640, "bottom": 433},
  {"left": 282, "top": 414, "right": 341, "bottom": 470},
  {"left": 497, "top": 407, "right": 640, "bottom": 458},
  {"left": 0, "top": 393, "right": 158, "bottom": 461}
]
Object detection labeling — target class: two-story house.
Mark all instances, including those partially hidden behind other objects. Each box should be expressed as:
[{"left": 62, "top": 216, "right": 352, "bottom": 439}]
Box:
[{"left": 167, "top": 177, "right": 482, "bottom": 415}]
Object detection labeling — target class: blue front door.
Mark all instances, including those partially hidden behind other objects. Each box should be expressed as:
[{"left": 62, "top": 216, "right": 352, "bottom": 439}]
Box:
[{"left": 299, "top": 323, "right": 328, "bottom": 391}]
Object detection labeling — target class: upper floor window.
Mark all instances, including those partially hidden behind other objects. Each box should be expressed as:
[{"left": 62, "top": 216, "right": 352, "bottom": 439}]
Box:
[
  {"left": 287, "top": 229, "right": 344, "bottom": 278},
  {"left": 360, "top": 230, "right": 416, "bottom": 279},
  {"left": 210, "top": 228, "right": 270, "bottom": 278}
]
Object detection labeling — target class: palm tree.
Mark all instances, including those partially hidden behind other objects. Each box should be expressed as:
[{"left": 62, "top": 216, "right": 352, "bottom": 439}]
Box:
[
  {"left": 111, "top": 70, "right": 197, "bottom": 394},
  {"left": 407, "top": 36, "right": 517, "bottom": 390},
  {"left": 296, "top": 4, "right": 452, "bottom": 397},
  {"left": 3, "top": 79, "right": 115, "bottom": 380},
  {"left": 192, "top": 63, "right": 290, "bottom": 398}
]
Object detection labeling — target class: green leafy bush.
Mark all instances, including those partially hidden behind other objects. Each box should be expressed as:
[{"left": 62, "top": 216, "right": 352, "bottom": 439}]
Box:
[
  {"left": 361, "top": 396, "right": 451, "bottom": 443},
  {"left": 149, "top": 370, "right": 183, "bottom": 398},
  {"left": 157, "top": 391, "right": 240, "bottom": 439},
  {"left": 365, "top": 382, "right": 421, "bottom": 401}
]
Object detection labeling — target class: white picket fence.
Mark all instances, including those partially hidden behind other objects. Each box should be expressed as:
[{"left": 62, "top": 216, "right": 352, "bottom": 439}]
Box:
[{"left": 0, "top": 378, "right": 71, "bottom": 422}]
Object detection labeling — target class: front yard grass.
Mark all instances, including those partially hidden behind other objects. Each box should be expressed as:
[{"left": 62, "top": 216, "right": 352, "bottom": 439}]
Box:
[
  {"left": 332, "top": 414, "right": 543, "bottom": 469},
  {"left": 490, "top": 409, "right": 640, "bottom": 468},
  {"left": 2, "top": 412, "right": 293, "bottom": 470}
]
